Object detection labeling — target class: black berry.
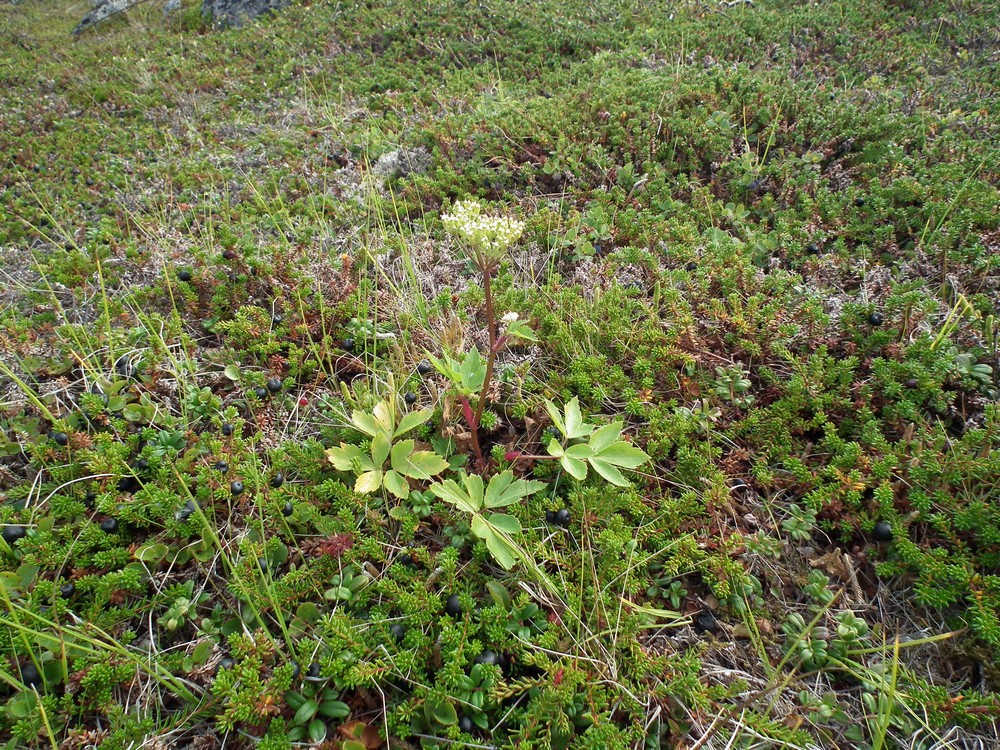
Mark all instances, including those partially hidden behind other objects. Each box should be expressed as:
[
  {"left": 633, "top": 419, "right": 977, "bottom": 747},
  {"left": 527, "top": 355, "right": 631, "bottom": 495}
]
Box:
[
  {"left": 270, "top": 473, "right": 285, "bottom": 488},
  {"left": 458, "top": 716, "right": 474, "bottom": 733},
  {"left": 398, "top": 552, "right": 414, "bottom": 566},
  {"left": 342, "top": 338, "right": 355, "bottom": 351},
  {"left": 221, "top": 423, "right": 235, "bottom": 436},
  {"left": 266, "top": 377, "right": 283, "bottom": 393},
  {"left": 307, "top": 662, "right": 321, "bottom": 679},
  {"left": 257, "top": 557, "right": 268, "bottom": 573},
  {"left": 135, "top": 458, "right": 149, "bottom": 472},
  {"left": 445, "top": 594, "right": 463, "bottom": 617},
  {"left": 290, "top": 661, "right": 301, "bottom": 679},
  {"left": 854, "top": 197, "right": 865, "bottom": 207},
  {"left": 806, "top": 243, "right": 820, "bottom": 255},
  {"left": 215, "top": 461, "right": 229, "bottom": 473},
  {"left": 20, "top": 663, "right": 42, "bottom": 689},
  {"left": 222, "top": 249, "right": 237, "bottom": 260},
  {"left": 473, "top": 650, "right": 498, "bottom": 666},
  {"left": 118, "top": 477, "right": 139, "bottom": 493},
  {"left": 873, "top": 521, "right": 893, "bottom": 542},
  {"left": 100, "top": 518, "right": 118, "bottom": 533},
  {"left": 271, "top": 313, "right": 283, "bottom": 325},
  {"left": 177, "top": 269, "right": 192, "bottom": 282},
  {"left": 554, "top": 509, "right": 571, "bottom": 528},
  {"left": 904, "top": 378, "right": 918, "bottom": 389},
  {"left": 868, "top": 311, "right": 885, "bottom": 326},
  {"left": 545, "top": 510, "right": 556, "bottom": 524},
  {"left": 417, "top": 359, "right": 432, "bottom": 375},
  {"left": 230, "top": 481, "right": 245, "bottom": 496},
  {"left": 694, "top": 609, "right": 719, "bottom": 634},
  {"left": 2, "top": 525, "right": 27, "bottom": 545},
  {"left": 52, "top": 432, "right": 69, "bottom": 446},
  {"left": 59, "top": 582, "right": 75, "bottom": 598},
  {"left": 685, "top": 261, "right": 698, "bottom": 271},
  {"left": 217, "top": 657, "right": 236, "bottom": 673},
  {"left": 404, "top": 391, "right": 417, "bottom": 405},
  {"left": 390, "top": 623, "right": 406, "bottom": 642},
  {"left": 253, "top": 386, "right": 268, "bottom": 399},
  {"left": 281, "top": 501, "right": 294, "bottom": 517},
  {"left": 177, "top": 500, "right": 196, "bottom": 521}
]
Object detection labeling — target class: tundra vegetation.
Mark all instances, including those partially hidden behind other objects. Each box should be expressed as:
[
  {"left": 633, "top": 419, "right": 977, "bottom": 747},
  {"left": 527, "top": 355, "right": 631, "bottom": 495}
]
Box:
[{"left": 0, "top": 0, "right": 999, "bottom": 748}]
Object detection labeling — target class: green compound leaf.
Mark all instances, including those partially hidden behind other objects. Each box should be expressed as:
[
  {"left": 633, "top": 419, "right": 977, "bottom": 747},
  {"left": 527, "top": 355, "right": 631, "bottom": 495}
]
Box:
[
  {"left": 394, "top": 407, "right": 433, "bottom": 438},
  {"left": 483, "top": 470, "right": 546, "bottom": 508}
]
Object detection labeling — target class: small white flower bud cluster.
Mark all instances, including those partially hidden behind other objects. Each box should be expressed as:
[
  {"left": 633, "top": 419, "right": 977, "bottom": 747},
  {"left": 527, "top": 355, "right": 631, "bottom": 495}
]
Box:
[{"left": 441, "top": 200, "right": 525, "bottom": 258}]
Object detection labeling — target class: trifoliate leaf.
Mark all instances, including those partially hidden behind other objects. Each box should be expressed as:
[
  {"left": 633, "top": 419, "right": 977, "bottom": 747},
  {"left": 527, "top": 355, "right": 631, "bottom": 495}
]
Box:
[{"left": 484, "top": 470, "right": 546, "bottom": 508}]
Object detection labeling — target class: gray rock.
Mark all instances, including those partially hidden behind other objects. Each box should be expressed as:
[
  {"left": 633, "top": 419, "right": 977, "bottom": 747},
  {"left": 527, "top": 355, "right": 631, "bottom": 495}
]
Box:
[
  {"left": 73, "top": 0, "right": 290, "bottom": 34},
  {"left": 72, "top": 0, "right": 136, "bottom": 35},
  {"left": 201, "top": 0, "right": 290, "bottom": 27},
  {"left": 372, "top": 148, "right": 432, "bottom": 181}
]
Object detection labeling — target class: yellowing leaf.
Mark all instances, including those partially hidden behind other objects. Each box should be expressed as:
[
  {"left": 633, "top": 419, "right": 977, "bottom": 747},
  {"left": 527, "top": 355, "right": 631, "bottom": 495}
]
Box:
[
  {"left": 371, "top": 432, "right": 391, "bottom": 466},
  {"left": 383, "top": 470, "right": 409, "bottom": 499},
  {"left": 326, "top": 443, "right": 371, "bottom": 472},
  {"left": 350, "top": 410, "right": 380, "bottom": 438},
  {"left": 355, "top": 470, "right": 383, "bottom": 494}
]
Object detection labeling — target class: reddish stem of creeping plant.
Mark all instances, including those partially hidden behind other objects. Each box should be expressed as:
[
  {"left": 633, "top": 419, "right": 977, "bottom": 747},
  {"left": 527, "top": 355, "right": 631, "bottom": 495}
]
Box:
[{"left": 505, "top": 451, "right": 550, "bottom": 462}]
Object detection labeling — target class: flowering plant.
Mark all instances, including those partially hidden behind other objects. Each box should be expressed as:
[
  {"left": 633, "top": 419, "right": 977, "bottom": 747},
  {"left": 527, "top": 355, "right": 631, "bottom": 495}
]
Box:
[
  {"left": 441, "top": 199, "right": 525, "bottom": 271},
  {"left": 434, "top": 200, "right": 532, "bottom": 467}
]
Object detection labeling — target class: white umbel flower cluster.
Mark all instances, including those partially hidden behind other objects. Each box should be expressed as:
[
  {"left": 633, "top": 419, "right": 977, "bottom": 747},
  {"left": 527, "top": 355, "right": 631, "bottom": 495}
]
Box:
[{"left": 441, "top": 200, "right": 525, "bottom": 259}]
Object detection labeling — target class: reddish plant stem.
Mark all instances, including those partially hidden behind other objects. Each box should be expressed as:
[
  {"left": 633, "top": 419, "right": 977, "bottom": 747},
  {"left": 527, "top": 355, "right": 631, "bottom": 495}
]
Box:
[{"left": 469, "top": 265, "right": 498, "bottom": 469}]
